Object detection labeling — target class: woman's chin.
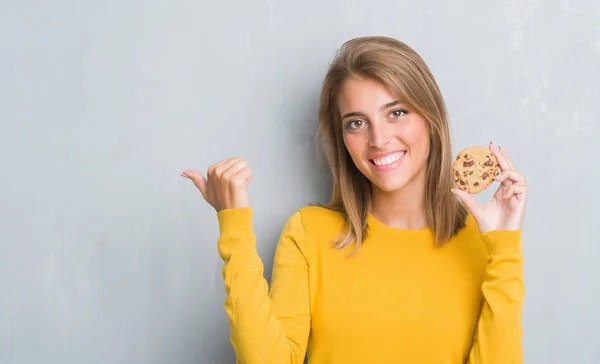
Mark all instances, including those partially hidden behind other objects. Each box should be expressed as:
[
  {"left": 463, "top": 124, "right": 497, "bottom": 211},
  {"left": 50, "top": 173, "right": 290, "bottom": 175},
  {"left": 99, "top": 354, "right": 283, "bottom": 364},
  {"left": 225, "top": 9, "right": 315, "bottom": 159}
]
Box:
[{"left": 371, "top": 178, "right": 408, "bottom": 193}]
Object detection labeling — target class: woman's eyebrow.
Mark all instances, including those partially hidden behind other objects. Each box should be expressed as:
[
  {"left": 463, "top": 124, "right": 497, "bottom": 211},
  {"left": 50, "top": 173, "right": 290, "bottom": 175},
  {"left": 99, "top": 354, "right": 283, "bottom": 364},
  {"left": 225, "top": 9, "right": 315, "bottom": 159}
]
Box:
[
  {"left": 341, "top": 100, "right": 402, "bottom": 120},
  {"left": 379, "top": 100, "right": 401, "bottom": 111},
  {"left": 341, "top": 111, "right": 366, "bottom": 120}
]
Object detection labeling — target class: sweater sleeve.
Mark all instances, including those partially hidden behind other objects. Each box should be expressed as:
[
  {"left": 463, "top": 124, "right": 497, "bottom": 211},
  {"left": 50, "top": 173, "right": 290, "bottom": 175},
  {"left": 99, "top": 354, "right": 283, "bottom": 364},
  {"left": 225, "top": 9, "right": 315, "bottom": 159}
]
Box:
[
  {"left": 467, "top": 230, "right": 525, "bottom": 364},
  {"left": 216, "top": 207, "right": 311, "bottom": 364}
]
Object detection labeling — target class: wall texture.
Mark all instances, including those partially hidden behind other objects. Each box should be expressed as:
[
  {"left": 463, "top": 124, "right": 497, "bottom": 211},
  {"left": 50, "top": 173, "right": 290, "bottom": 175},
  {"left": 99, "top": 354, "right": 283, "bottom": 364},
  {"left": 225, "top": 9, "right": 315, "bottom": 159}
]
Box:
[{"left": 1, "top": 0, "right": 598, "bottom": 363}]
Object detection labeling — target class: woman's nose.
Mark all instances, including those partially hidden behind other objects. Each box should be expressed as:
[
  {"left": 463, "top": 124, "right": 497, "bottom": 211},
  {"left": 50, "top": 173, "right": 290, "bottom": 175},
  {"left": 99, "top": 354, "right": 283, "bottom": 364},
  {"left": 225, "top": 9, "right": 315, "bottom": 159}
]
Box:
[{"left": 368, "top": 122, "right": 391, "bottom": 148}]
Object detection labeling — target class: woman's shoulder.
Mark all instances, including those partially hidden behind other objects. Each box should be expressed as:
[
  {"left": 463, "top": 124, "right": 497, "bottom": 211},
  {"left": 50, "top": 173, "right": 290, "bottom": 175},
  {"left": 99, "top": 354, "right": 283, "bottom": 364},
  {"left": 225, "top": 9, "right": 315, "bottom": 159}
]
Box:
[
  {"left": 295, "top": 204, "right": 345, "bottom": 229},
  {"left": 282, "top": 204, "right": 346, "bottom": 240},
  {"left": 298, "top": 203, "right": 343, "bottom": 217},
  {"left": 454, "top": 212, "right": 481, "bottom": 238}
]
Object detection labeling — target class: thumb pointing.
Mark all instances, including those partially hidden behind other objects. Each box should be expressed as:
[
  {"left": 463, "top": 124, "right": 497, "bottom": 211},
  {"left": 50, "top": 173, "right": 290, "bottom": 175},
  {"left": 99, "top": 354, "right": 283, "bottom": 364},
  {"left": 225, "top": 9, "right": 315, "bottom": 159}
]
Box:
[{"left": 181, "top": 170, "right": 208, "bottom": 200}]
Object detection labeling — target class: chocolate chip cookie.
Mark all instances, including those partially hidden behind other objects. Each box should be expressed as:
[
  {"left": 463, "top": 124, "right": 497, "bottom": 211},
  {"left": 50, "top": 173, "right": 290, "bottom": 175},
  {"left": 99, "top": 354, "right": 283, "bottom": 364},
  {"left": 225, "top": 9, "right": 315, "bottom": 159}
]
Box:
[{"left": 453, "top": 146, "right": 500, "bottom": 194}]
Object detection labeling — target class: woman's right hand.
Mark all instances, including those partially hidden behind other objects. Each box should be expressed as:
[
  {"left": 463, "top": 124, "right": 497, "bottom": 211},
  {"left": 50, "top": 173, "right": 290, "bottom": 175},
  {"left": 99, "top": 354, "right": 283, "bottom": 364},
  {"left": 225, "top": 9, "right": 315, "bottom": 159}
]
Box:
[{"left": 181, "top": 157, "right": 252, "bottom": 212}]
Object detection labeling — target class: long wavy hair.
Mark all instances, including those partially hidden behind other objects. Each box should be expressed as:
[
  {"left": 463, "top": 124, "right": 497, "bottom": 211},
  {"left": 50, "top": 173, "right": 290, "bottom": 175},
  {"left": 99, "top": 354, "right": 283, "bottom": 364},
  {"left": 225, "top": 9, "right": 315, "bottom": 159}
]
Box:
[{"left": 315, "top": 36, "right": 468, "bottom": 254}]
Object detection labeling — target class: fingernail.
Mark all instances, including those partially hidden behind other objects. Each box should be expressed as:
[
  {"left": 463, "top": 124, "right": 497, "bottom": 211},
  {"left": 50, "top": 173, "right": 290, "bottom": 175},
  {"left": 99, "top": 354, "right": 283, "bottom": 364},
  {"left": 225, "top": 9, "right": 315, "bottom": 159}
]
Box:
[{"left": 451, "top": 189, "right": 457, "bottom": 194}]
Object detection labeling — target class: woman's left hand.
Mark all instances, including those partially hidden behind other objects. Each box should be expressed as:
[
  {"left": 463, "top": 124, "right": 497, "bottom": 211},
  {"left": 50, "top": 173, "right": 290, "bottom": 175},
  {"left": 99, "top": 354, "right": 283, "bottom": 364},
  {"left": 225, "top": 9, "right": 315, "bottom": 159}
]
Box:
[{"left": 452, "top": 141, "right": 527, "bottom": 233}]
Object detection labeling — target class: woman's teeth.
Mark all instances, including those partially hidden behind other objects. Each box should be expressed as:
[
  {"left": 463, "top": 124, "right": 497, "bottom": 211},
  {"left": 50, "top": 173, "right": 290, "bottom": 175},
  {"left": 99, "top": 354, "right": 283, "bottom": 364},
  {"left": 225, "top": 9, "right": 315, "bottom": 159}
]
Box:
[{"left": 371, "top": 151, "right": 406, "bottom": 166}]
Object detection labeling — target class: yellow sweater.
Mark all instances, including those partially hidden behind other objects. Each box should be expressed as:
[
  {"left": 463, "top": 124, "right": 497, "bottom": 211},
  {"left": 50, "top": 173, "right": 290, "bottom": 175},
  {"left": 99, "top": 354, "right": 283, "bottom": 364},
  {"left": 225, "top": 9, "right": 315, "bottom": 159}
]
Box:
[{"left": 216, "top": 205, "right": 524, "bottom": 364}]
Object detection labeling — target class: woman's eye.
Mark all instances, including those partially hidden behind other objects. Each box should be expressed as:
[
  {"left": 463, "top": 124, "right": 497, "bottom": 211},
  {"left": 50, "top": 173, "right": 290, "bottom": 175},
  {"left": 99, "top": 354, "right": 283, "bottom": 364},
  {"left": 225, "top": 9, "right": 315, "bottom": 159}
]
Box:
[
  {"left": 391, "top": 109, "right": 408, "bottom": 118},
  {"left": 346, "top": 120, "right": 364, "bottom": 130}
]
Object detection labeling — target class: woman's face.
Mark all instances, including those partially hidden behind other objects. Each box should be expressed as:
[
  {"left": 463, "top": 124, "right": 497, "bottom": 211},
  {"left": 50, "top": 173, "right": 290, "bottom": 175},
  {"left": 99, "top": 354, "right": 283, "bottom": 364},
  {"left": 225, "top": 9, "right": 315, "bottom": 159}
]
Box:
[{"left": 338, "top": 76, "right": 430, "bottom": 193}]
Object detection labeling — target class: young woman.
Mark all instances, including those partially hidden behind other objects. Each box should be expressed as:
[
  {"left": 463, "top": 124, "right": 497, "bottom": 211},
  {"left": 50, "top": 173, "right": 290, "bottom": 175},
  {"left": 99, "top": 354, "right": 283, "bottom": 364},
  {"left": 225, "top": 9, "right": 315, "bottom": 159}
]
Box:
[{"left": 182, "top": 36, "right": 527, "bottom": 364}]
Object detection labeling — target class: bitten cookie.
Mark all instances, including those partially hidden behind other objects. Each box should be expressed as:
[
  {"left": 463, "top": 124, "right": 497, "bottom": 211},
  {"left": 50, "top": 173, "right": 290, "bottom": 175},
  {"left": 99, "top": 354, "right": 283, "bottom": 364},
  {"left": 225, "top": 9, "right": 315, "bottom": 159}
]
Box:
[{"left": 453, "top": 146, "right": 500, "bottom": 194}]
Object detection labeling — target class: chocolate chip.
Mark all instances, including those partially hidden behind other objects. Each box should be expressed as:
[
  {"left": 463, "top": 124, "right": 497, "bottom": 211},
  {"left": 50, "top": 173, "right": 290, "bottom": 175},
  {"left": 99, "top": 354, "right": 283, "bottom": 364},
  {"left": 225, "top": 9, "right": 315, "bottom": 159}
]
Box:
[
  {"left": 474, "top": 182, "right": 479, "bottom": 186},
  {"left": 484, "top": 159, "right": 493, "bottom": 167},
  {"left": 463, "top": 161, "right": 475, "bottom": 167},
  {"left": 482, "top": 172, "right": 489, "bottom": 179}
]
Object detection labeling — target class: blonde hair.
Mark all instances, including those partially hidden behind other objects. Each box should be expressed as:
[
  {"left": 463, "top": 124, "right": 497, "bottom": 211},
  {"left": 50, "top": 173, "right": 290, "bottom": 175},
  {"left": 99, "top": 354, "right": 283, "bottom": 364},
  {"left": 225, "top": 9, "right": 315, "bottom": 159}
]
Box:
[{"left": 315, "top": 36, "right": 468, "bottom": 253}]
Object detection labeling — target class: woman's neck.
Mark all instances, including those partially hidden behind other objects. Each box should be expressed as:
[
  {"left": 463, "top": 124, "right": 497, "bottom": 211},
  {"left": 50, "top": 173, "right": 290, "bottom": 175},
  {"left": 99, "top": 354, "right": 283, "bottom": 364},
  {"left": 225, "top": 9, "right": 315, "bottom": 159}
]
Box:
[{"left": 369, "top": 172, "right": 428, "bottom": 230}]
